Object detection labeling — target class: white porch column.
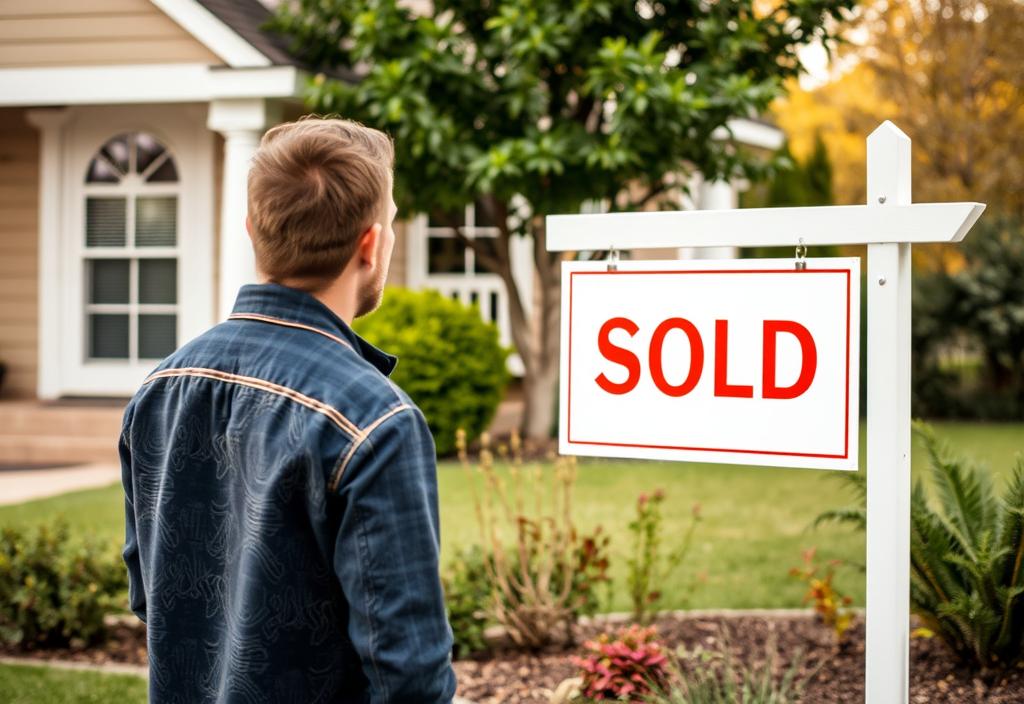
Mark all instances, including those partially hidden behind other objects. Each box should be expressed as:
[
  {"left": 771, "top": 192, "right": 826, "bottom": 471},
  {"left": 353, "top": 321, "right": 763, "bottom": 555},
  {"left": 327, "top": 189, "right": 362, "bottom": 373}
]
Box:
[
  {"left": 25, "top": 108, "right": 71, "bottom": 400},
  {"left": 207, "top": 99, "right": 280, "bottom": 319},
  {"left": 679, "top": 177, "right": 739, "bottom": 260}
]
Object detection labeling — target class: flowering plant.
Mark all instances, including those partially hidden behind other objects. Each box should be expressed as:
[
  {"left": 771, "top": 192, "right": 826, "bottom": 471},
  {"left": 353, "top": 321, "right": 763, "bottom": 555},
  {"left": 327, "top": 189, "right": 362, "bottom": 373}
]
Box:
[
  {"left": 572, "top": 624, "right": 670, "bottom": 700},
  {"left": 789, "top": 547, "right": 855, "bottom": 642}
]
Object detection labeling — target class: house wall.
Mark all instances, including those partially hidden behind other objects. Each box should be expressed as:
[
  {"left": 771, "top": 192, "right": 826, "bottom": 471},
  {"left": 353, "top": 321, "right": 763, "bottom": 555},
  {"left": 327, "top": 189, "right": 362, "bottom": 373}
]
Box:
[
  {"left": 0, "top": 108, "right": 38, "bottom": 399},
  {"left": 0, "top": 0, "right": 220, "bottom": 68}
]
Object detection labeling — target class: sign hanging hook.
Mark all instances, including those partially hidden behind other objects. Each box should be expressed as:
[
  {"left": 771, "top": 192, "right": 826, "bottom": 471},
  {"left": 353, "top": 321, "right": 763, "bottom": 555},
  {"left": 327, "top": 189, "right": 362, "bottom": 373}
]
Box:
[
  {"left": 795, "top": 238, "right": 807, "bottom": 271},
  {"left": 607, "top": 246, "right": 620, "bottom": 272}
]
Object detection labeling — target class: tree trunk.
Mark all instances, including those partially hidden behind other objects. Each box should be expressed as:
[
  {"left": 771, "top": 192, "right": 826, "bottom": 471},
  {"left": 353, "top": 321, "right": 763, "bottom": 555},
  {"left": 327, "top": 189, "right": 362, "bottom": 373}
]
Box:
[
  {"left": 521, "top": 355, "right": 560, "bottom": 442},
  {"left": 518, "top": 218, "right": 562, "bottom": 443}
]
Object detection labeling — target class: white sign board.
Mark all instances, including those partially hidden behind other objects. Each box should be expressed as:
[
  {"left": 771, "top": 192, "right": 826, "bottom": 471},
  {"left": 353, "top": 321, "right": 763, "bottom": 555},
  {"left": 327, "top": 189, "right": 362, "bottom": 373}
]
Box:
[{"left": 559, "top": 257, "right": 860, "bottom": 471}]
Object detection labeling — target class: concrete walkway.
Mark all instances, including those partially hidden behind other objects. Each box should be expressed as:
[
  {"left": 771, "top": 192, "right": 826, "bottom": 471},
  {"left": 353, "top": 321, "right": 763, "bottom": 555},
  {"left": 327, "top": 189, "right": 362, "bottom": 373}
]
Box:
[{"left": 0, "top": 463, "right": 120, "bottom": 506}]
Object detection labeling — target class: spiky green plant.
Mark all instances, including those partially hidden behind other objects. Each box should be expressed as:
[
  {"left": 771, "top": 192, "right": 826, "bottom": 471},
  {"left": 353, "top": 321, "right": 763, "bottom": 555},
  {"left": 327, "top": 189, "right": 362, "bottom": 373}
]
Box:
[{"left": 814, "top": 422, "right": 1024, "bottom": 673}]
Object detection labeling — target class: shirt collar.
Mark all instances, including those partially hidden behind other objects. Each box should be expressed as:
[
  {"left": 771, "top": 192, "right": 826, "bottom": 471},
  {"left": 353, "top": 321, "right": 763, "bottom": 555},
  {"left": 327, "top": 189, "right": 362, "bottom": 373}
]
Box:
[{"left": 230, "top": 283, "right": 398, "bottom": 377}]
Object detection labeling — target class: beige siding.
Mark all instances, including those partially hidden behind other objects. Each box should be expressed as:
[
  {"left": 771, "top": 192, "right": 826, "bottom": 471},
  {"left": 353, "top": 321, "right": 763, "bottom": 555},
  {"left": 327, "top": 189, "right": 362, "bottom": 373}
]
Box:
[
  {"left": 0, "top": 0, "right": 220, "bottom": 68},
  {"left": 0, "top": 108, "right": 38, "bottom": 399}
]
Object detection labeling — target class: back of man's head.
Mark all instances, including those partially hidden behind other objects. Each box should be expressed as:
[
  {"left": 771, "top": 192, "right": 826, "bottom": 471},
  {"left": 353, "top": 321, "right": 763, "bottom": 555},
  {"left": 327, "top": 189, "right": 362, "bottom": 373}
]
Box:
[{"left": 247, "top": 117, "right": 394, "bottom": 291}]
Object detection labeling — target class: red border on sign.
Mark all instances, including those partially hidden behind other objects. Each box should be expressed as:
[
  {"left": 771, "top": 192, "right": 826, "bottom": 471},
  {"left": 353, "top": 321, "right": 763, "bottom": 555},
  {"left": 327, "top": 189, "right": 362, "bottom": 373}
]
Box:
[{"left": 567, "top": 268, "right": 853, "bottom": 460}]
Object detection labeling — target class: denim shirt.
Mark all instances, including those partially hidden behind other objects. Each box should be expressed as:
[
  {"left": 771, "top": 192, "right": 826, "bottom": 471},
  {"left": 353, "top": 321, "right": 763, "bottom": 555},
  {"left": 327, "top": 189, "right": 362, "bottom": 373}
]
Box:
[{"left": 120, "top": 283, "right": 456, "bottom": 704}]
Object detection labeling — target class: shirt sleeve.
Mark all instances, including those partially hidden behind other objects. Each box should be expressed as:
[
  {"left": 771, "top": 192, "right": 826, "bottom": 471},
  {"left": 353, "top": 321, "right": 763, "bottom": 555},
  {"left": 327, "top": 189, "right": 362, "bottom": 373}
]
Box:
[
  {"left": 331, "top": 405, "right": 457, "bottom": 704},
  {"left": 119, "top": 404, "right": 147, "bottom": 623}
]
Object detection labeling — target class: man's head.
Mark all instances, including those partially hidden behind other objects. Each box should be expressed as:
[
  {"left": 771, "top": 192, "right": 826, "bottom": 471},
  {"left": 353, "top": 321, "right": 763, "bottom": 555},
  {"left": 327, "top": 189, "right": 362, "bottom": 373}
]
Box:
[{"left": 247, "top": 117, "right": 396, "bottom": 318}]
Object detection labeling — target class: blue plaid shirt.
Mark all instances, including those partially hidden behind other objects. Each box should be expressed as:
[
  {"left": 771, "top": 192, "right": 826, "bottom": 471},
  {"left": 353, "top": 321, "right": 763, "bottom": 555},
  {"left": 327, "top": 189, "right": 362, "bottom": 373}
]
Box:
[{"left": 120, "top": 283, "right": 456, "bottom": 704}]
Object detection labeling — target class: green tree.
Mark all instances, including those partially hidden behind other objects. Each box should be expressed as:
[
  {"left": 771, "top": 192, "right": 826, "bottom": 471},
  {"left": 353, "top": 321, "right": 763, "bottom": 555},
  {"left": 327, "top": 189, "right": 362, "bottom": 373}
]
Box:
[{"left": 271, "top": 0, "right": 855, "bottom": 439}]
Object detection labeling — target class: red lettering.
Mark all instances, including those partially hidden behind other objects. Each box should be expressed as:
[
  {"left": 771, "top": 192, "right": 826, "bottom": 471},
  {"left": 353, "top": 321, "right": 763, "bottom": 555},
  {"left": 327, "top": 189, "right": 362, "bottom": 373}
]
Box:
[
  {"left": 649, "top": 318, "right": 704, "bottom": 397},
  {"left": 762, "top": 320, "right": 817, "bottom": 399},
  {"left": 714, "top": 320, "right": 753, "bottom": 398},
  {"left": 595, "top": 317, "right": 641, "bottom": 395}
]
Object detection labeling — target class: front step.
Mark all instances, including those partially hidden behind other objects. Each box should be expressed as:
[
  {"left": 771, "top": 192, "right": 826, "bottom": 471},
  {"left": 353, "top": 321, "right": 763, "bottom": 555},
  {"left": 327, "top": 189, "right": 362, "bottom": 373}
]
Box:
[{"left": 0, "top": 401, "right": 124, "bottom": 465}]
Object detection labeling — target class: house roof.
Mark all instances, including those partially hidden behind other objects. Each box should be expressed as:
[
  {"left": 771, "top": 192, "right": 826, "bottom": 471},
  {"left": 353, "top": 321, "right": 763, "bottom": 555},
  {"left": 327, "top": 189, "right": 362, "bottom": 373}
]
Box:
[{"left": 195, "top": 0, "right": 304, "bottom": 67}]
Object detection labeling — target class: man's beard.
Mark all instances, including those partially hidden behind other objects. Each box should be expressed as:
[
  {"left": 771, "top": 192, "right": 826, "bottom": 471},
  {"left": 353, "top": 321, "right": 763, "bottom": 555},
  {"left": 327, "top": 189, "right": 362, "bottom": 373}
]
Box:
[{"left": 354, "top": 267, "right": 387, "bottom": 318}]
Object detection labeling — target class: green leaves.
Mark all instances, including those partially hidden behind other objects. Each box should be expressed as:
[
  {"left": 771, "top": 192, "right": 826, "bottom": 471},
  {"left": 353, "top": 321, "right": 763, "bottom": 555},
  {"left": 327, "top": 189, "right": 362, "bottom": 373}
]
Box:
[
  {"left": 817, "top": 423, "right": 1024, "bottom": 672},
  {"left": 269, "top": 0, "right": 854, "bottom": 219}
]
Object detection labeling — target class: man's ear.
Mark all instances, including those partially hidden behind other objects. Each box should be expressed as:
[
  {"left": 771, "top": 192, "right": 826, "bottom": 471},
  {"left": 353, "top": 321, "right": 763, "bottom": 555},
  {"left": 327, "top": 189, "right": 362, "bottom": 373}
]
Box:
[
  {"left": 355, "top": 223, "right": 383, "bottom": 269},
  {"left": 245, "top": 215, "right": 254, "bottom": 242}
]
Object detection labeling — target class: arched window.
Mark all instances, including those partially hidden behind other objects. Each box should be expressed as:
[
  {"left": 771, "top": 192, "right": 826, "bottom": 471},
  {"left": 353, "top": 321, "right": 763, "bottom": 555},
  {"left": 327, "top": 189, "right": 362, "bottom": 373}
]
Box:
[{"left": 83, "top": 132, "right": 180, "bottom": 361}]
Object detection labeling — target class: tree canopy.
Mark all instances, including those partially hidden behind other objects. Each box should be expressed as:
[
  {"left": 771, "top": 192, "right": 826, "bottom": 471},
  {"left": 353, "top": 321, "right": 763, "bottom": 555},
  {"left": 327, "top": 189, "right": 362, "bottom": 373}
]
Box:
[{"left": 270, "top": 0, "right": 857, "bottom": 437}]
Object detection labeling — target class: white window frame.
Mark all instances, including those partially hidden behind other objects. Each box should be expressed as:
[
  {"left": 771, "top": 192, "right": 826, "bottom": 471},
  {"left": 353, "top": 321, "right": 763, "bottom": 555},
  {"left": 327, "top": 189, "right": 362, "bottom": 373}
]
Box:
[
  {"left": 407, "top": 203, "right": 532, "bottom": 376},
  {"left": 38, "top": 104, "right": 214, "bottom": 398}
]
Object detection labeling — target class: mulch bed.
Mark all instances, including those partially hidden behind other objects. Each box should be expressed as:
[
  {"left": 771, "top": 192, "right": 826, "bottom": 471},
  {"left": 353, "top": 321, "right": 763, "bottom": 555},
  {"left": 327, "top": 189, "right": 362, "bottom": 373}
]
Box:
[
  {"left": 3, "top": 613, "right": 1023, "bottom": 703},
  {"left": 451, "top": 613, "right": 1024, "bottom": 704}
]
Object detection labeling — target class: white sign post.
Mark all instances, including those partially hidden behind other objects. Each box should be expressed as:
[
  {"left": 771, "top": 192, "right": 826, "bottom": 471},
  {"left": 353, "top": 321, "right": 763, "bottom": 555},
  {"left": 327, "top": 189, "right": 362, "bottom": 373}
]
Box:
[{"left": 546, "top": 122, "right": 985, "bottom": 703}]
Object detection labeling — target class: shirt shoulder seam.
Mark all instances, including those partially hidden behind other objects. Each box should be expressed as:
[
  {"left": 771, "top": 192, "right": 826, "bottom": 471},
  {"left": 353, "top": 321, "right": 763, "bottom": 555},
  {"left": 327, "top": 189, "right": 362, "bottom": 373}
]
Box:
[{"left": 329, "top": 404, "right": 413, "bottom": 491}]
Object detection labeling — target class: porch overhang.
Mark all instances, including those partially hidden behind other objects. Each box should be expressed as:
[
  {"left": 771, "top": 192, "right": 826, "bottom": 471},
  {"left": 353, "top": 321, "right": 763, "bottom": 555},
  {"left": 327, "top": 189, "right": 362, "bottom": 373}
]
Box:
[{"left": 0, "top": 64, "right": 308, "bottom": 107}]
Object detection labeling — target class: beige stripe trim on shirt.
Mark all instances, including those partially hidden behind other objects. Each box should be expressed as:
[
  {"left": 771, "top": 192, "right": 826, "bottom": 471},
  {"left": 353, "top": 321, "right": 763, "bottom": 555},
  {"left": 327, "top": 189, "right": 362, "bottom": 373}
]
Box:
[
  {"left": 330, "top": 404, "right": 412, "bottom": 491},
  {"left": 144, "top": 367, "right": 360, "bottom": 438},
  {"left": 227, "top": 313, "right": 354, "bottom": 351}
]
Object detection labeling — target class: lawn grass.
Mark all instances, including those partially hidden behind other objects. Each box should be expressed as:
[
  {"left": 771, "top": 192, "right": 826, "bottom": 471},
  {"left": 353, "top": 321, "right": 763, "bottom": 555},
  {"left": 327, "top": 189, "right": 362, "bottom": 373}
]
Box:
[
  {"left": 0, "top": 421, "right": 1020, "bottom": 612},
  {"left": 0, "top": 663, "right": 146, "bottom": 704}
]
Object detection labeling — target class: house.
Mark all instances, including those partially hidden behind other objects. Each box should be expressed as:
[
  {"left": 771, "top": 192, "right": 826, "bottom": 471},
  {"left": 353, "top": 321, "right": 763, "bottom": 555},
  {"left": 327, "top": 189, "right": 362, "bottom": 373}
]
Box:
[{"left": 0, "top": 0, "right": 781, "bottom": 464}]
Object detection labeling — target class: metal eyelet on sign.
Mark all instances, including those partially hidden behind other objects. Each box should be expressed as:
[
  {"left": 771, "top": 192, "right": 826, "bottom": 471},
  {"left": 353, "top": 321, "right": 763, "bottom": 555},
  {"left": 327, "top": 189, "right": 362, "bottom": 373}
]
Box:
[
  {"left": 795, "top": 238, "right": 808, "bottom": 271},
  {"left": 607, "top": 246, "right": 620, "bottom": 272}
]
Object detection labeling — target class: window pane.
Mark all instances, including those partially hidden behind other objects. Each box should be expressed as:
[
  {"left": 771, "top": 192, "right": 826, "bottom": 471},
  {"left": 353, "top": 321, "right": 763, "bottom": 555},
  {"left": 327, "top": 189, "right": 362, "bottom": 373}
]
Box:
[
  {"left": 139, "top": 314, "right": 176, "bottom": 359},
  {"left": 135, "top": 133, "right": 166, "bottom": 174},
  {"left": 86, "top": 157, "right": 120, "bottom": 184},
  {"left": 136, "top": 196, "right": 176, "bottom": 247},
  {"left": 428, "top": 236, "right": 466, "bottom": 274},
  {"left": 139, "top": 259, "right": 177, "bottom": 304},
  {"left": 145, "top": 158, "right": 178, "bottom": 183},
  {"left": 86, "top": 197, "right": 126, "bottom": 247},
  {"left": 89, "top": 314, "right": 129, "bottom": 359},
  {"left": 472, "top": 236, "right": 501, "bottom": 275},
  {"left": 88, "top": 259, "right": 130, "bottom": 304},
  {"left": 100, "top": 135, "right": 130, "bottom": 175}
]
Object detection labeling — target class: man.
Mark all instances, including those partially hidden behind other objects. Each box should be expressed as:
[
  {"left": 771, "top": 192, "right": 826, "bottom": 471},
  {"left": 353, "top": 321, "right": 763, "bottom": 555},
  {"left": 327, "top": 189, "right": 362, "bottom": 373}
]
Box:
[{"left": 120, "top": 117, "right": 457, "bottom": 703}]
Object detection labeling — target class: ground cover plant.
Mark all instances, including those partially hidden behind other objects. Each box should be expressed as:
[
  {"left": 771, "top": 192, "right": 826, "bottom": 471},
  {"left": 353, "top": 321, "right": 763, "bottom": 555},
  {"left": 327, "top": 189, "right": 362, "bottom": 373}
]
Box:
[{"left": 573, "top": 624, "right": 670, "bottom": 700}]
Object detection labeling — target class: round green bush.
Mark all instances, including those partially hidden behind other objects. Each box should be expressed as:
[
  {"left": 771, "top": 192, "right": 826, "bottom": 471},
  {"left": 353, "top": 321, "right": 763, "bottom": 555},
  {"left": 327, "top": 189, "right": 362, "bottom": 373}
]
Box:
[{"left": 354, "top": 288, "right": 509, "bottom": 456}]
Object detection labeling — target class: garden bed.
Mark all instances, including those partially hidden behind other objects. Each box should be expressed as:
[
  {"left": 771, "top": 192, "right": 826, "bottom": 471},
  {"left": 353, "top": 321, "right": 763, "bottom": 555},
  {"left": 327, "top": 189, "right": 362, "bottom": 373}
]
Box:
[
  {"left": 454, "top": 613, "right": 1023, "bottom": 704},
  {"left": 3, "top": 613, "right": 1022, "bottom": 703}
]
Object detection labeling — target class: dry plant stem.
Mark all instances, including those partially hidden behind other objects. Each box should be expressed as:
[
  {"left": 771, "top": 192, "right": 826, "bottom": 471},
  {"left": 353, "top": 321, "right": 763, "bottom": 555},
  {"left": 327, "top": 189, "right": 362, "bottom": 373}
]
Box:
[{"left": 461, "top": 428, "right": 580, "bottom": 648}]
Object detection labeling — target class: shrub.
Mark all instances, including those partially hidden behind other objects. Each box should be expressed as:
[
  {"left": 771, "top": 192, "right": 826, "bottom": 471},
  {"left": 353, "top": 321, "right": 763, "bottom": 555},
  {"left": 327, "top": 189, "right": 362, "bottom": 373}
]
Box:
[
  {"left": 573, "top": 624, "right": 671, "bottom": 701},
  {"left": 788, "top": 547, "right": 855, "bottom": 643},
  {"left": 814, "top": 422, "right": 1024, "bottom": 673},
  {"left": 442, "top": 546, "right": 491, "bottom": 659},
  {"left": 0, "top": 520, "right": 127, "bottom": 648},
  {"left": 627, "top": 490, "right": 702, "bottom": 624},
  {"left": 912, "top": 216, "right": 1024, "bottom": 421},
  {"left": 354, "top": 288, "right": 509, "bottom": 455},
  {"left": 457, "top": 429, "right": 608, "bottom": 648}
]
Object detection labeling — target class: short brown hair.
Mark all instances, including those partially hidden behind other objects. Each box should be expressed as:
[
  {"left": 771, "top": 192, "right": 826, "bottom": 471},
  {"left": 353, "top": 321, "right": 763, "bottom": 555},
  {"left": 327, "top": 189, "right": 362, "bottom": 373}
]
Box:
[{"left": 247, "top": 116, "right": 394, "bottom": 288}]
